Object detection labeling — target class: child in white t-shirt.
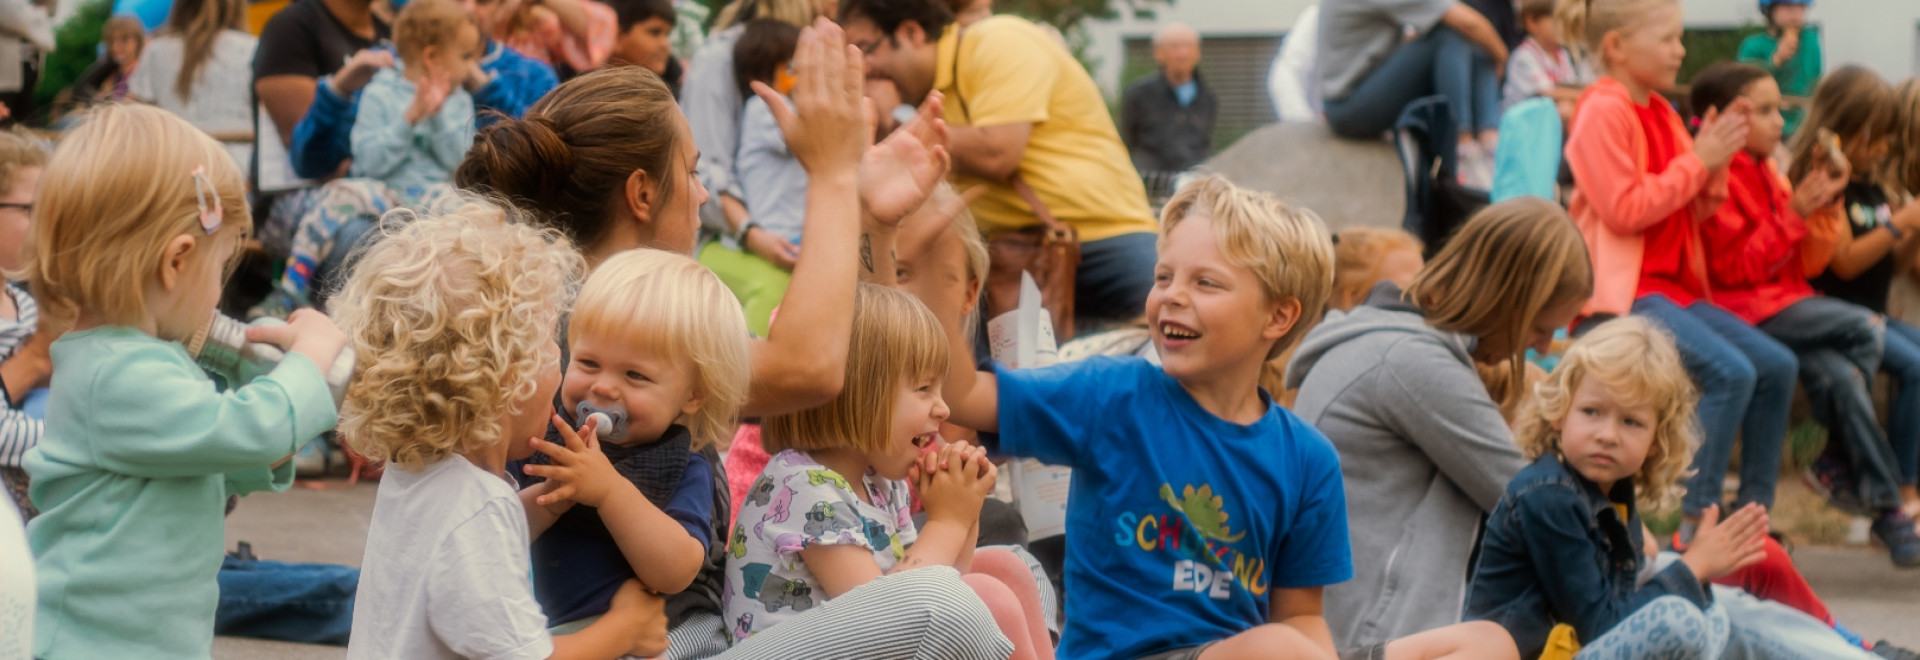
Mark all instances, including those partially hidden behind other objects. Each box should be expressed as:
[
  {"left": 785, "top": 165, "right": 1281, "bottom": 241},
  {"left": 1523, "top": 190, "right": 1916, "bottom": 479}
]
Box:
[{"left": 334, "top": 197, "right": 664, "bottom": 660}]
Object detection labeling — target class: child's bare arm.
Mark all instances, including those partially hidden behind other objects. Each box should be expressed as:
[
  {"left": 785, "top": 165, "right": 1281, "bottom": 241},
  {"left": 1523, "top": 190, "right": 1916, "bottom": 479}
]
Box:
[
  {"left": 525, "top": 416, "right": 704, "bottom": 593},
  {"left": 550, "top": 580, "right": 669, "bottom": 660},
  {"left": 518, "top": 480, "right": 574, "bottom": 540},
  {"left": 1271, "top": 587, "right": 1337, "bottom": 657},
  {"left": 893, "top": 444, "right": 992, "bottom": 574},
  {"left": 937, "top": 296, "right": 1000, "bottom": 433}
]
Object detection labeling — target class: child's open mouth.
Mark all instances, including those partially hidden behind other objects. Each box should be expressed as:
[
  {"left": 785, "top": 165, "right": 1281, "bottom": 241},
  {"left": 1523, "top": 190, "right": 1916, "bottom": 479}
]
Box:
[
  {"left": 1159, "top": 321, "right": 1202, "bottom": 346},
  {"left": 911, "top": 432, "right": 939, "bottom": 449}
]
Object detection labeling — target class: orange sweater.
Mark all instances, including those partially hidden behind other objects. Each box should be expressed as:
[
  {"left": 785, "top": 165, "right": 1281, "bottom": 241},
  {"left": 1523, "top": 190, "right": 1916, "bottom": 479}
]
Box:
[{"left": 1566, "top": 77, "right": 1729, "bottom": 317}]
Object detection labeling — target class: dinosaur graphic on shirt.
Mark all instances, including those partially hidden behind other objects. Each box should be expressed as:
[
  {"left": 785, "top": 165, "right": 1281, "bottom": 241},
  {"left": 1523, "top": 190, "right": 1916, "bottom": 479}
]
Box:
[{"left": 1160, "top": 483, "right": 1247, "bottom": 543}]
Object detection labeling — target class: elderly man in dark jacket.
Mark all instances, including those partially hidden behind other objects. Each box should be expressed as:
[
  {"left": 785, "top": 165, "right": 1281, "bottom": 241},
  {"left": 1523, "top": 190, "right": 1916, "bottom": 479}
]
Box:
[{"left": 1120, "top": 22, "right": 1217, "bottom": 174}]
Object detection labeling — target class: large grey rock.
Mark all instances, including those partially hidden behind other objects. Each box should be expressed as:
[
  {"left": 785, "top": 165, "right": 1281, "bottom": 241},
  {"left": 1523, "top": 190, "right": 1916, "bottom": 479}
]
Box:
[{"left": 1200, "top": 121, "right": 1404, "bottom": 233}]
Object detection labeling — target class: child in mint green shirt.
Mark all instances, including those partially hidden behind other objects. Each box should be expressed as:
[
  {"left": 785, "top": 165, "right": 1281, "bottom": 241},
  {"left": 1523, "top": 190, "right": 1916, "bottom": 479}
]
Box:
[
  {"left": 20, "top": 105, "right": 346, "bottom": 660},
  {"left": 1739, "top": 0, "right": 1821, "bottom": 136}
]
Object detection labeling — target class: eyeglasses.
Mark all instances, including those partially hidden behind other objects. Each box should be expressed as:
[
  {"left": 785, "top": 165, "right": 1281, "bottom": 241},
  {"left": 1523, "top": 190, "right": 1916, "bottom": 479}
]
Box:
[
  {"left": 0, "top": 202, "right": 30, "bottom": 214},
  {"left": 192, "top": 165, "right": 222, "bottom": 234}
]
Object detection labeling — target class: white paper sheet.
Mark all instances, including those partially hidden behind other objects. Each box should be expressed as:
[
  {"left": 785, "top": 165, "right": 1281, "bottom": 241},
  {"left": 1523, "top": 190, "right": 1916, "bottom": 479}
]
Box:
[{"left": 988, "top": 273, "right": 1072, "bottom": 540}]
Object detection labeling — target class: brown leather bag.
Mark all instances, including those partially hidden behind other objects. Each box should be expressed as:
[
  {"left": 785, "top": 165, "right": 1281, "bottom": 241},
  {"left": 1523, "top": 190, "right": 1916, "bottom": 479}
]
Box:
[
  {"left": 950, "top": 27, "right": 1081, "bottom": 341},
  {"left": 985, "top": 177, "right": 1080, "bottom": 341}
]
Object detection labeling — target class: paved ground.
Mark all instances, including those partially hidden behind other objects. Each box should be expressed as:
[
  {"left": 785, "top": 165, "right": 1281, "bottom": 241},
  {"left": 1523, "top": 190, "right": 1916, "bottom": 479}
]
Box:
[{"left": 213, "top": 478, "right": 1920, "bottom": 659}]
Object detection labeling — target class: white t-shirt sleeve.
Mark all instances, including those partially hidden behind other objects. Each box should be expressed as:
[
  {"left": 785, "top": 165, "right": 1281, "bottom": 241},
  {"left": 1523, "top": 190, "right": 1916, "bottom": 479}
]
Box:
[{"left": 424, "top": 497, "right": 556, "bottom": 660}]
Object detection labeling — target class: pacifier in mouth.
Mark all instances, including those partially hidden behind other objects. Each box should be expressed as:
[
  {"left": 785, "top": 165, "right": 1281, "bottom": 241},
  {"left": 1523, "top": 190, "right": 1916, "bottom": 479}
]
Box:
[{"left": 574, "top": 402, "right": 629, "bottom": 441}]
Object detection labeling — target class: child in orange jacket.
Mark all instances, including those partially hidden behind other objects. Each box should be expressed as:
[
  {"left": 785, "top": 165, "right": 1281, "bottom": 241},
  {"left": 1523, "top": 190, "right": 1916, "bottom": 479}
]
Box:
[{"left": 1562, "top": 0, "right": 1795, "bottom": 549}]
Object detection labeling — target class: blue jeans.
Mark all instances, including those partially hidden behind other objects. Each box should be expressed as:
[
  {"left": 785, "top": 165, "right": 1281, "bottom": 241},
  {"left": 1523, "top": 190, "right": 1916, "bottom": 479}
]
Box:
[
  {"left": 1076, "top": 231, "right": 1158, "bottom": 325},
  {"left": 1323, "top": 26, "right": 1502, "bottom": 139},
  {"left": 1885, "top": 319, "right": 1920, "bottom": 485},
  {"left": 215, "top": 555, "right": 359, "bottom": 646},
  {"left": 1633, "top": 295, "right": 1796, "bottom": 515},
  {"left": 1760, "top": 298, "right": 1902, "bottom": 511}
]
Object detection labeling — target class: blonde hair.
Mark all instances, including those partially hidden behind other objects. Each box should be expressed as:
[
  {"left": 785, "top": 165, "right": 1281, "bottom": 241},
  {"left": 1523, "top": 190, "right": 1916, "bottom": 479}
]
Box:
[
  {"left": 763, "top": 283, "right": 948, "bottom": 455},
  {"left": 1788, "top": 66, "right": 1896, "bottom": 185},
  {"left": 1557, "top": 0, "right": 1676, "bottom": 61},
  {"left": 569, "top": 249, "right": 751, "bottom": 451},
  {"left": 1159, "top": 174, "right": 1334, "bottom": 359},
  {"left": 1515, "top": 317, "right": 1698, "bottom": 510},
  {"left": 333, "top": 196, "right": 586, "bottom": 472},
  {"left": 394, "top": 0, "right": 480, "bottom": 66},
  {"left": 24, "top": 103, "right": 249, "bottom": 325},
  {"left": 1406, "top": 197, "right": 1593, "bottom": 408},
  {"left": 1331, "top": 227, "right": 1422, "bottom": 312},
  {"left": 1877, "top": 77, "right": 1920, "bottom": 198},
  {"left": 0, "top": 128, "right": 46, "bottom": 197}
]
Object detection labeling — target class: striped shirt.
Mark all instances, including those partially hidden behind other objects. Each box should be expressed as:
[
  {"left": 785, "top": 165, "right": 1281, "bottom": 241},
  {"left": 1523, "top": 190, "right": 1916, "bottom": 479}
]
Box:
[{"left": 0, "top": 283, "right": 40, "bottom": 469}]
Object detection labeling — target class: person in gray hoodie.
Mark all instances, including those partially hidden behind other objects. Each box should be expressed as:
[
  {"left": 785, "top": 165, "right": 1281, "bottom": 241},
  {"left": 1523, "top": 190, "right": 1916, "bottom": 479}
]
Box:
[{"left": 1286, "top": 198, "right": 1593, "bottom": 650}]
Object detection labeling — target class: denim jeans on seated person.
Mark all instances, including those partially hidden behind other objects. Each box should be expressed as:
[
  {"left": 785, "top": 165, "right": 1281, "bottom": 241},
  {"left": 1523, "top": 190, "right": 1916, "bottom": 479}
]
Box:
[
  {"left": 1632, "top": 295, "right": 1796, "bottom": 516},
  {"left": 1882, "top": 319, "right": 1920, "bottom": 486},
  {"left": 1323, "top": 25, "right": 1502, "bottom": 139},
  {"left": 1075, "top": 231, "right": 1158, "bottom": 327},
  {"left": 215, "top": 554, "right": 359, "bottom": 645},
  {"left": 1758, "top": 297, "right": 1903, "bottom": 511}
]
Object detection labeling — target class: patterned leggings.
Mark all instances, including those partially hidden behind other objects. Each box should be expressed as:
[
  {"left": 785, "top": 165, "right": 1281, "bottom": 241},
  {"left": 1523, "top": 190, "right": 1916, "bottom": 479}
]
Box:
[
  {"left": 251, "top": 178, "right": 456, "bottom": 319},
  {"left": 1576, "top": 553, "right": 1877, "bottom": 660}
]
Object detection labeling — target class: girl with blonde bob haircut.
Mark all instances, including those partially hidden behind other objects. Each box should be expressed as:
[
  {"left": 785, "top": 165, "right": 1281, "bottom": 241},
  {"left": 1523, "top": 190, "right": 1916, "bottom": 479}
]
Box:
[
  {"left": 762, "top": 283, "right": 949, "bottom": 455},
  {"left": 20, "top": 103, "right": 348, "bottom": 660},
  {"left": 568, "top": 249, "right": 752, "bottom": 452}
]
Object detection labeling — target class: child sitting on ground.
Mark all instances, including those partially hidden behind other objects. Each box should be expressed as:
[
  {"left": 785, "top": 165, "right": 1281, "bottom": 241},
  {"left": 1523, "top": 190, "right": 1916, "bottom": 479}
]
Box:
[
  {"left": 337, "top": 197, "right": 666, "bottom": 659},
  {"left": 727, "top": 283, "right": 1040, "bottom": 659},
  {"left": 935, "top": 174, "right": 1516, "bottom": 660},
  {"left": 0, "top": 128, "right": 51, "bottom": 519},
  {"left": 21, "top": 104, "right": 346, "bottom": 660},
  {"left": 352, "top": 0, "right": 481, "bottom": 206},
  {"left": 511, "top": 248, "right": 748, "bottom": 657},
  {"left": 1467, "top": 317, "right": 1881, "bottom": 660}
]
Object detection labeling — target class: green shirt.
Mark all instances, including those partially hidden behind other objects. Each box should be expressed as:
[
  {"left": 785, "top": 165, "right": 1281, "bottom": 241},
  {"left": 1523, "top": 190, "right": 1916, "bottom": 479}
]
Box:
[
  {"left": 1739, "top": 26, "right": 1822, "bottom": 136},
  {"left": 24, "top": 326, "right": 337, "bottom": 659}
]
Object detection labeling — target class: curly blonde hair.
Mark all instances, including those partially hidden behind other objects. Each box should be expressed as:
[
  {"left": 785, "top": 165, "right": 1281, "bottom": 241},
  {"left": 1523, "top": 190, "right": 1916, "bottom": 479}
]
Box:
[
  {"left": 1514, "top": 317, "right": 1699, "bottom": 510},
  {"left": 569, "top": 249, "right": 751, "bottom": 451},
  {"left": 332, "top": 196, "right": 585, "bottom": 471}
]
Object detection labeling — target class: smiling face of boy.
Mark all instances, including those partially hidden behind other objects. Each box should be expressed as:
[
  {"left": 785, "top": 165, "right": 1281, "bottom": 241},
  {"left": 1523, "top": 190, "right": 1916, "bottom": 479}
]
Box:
[{"left": 1146, "top": 213, "right": 1295, "bottom": 393}]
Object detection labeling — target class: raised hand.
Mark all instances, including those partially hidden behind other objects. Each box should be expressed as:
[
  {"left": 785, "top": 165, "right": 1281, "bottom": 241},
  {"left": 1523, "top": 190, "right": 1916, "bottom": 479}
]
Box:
[
  {"left": 753, "top": 17, "right": 865, "bottom": 183},
  {"left": 1693, "top": 99, "right": 1752, "bottom": 170},
  {"left": 331, "top": 48, "right": 395, "bottom": 97},
  {"left": 1790, "top": 161, "right": 1849, "bottom": 217},
  {"left": 860, "top": 92, "right": 952, "bottom": 227},
  {"left": 404, "top": 64, "right": 456, "bottom": 126}
]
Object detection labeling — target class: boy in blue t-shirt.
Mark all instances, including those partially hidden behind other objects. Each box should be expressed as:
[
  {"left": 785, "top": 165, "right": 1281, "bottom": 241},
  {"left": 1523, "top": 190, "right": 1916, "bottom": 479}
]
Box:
[{"left": 938, "top": 175, "right": 1521, "bottom": 660}]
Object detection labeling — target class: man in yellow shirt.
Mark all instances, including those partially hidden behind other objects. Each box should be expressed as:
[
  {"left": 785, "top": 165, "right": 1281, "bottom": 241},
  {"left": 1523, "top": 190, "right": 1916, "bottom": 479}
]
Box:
[{"left": 841, "top": 0, "right": 1160, "bottom": 324}]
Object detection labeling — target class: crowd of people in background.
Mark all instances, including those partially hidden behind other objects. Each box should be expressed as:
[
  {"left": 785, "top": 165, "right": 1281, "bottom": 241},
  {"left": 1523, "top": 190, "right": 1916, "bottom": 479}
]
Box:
[{"left": 0, "top": 0, "right": 1918, "bottom": 659}]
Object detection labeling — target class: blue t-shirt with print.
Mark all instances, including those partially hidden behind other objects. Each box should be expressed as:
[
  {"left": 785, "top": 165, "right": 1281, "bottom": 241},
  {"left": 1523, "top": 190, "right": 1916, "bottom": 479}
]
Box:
[{"left": 996, "top": 356, "right": 1352, "bottom": 660}]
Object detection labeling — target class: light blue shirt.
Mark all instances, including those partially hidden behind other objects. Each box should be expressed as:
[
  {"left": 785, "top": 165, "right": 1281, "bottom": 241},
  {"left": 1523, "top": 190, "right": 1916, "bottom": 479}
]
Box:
[
  {"left": 351, "top": 68, "right": 475, "bottom": 200},
  {"left": 1174, "top": 79, "right": 1198, "bottom": 107},
  {"left": 26, "top": 327, "right": 337, "bottom": 659},
  {"left": 736, "top": 94, "right": 808, "bottom": 245}
]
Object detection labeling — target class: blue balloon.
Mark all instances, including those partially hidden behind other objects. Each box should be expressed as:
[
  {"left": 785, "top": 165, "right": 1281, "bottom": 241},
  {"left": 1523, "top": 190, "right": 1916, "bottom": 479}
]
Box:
[{"left": 112, "top": 0, "right": 171, "bottom": 31}]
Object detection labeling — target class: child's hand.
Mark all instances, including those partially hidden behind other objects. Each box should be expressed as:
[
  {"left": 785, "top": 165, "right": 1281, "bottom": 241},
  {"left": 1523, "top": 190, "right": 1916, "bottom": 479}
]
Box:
[
  {"left": 859, "top": 92, "right": 951, "bottom": 227},
  {"left": 245, "top": 309, "right": 348, "bottom": 375},
  {"left": 1693, "top": 99, "right": 1752, "bottom": 170},
  {"left": 606, "top": 579, "right": 670, "bottom": 658},
  {"left": 523, "top": 414, "right": 631, "bottom": 508},
  {"left": 462, "top": 61, "right": 493, "bottom": 93},
  {"left": 1891, "top": 201, "right": 1920, "bottom": 237},
  {"left": 1790, "top": 163, "right": 1849, "bottom": 217},
  {"left": 916, "top": 443, "right": 991, "bottom": 526},
  {"left": 745, "top": 228, "right": 800, "bottom": 270},
  {"left": 404, "top": 65, "right": 455, "bottom": 126},
  {"left": 1680, "top": 503, "right": 1770, "bottom": 582},
  {"left": 752, "top": 17, "right": 865, "bottom": 182}
]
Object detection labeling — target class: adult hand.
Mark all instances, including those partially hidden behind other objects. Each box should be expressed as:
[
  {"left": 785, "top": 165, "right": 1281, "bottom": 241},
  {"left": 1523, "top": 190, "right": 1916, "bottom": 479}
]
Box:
[
  {"left": 330, "top": 49, "right": 395, "bottom": 97},
  {"left": 745, "top": 226, "right": 800, "bottom": 270},
  {"left": 859, "top": 92, "right": 951, "bottom": 228},
  {"left": 753, "top": 17, "right": 865, "bottom": 183},
  {"left": 1680, "top": 503, "right": 1769, "bottom": 582},
  {"left": 607, "top": 580, "right": 670, "bottom": 658},
  {"left": 1692, "top": 99, "right": 1751, "bottom": 170}
]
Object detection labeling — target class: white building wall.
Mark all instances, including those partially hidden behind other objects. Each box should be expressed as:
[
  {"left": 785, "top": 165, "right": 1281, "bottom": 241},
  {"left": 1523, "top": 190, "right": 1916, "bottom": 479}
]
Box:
[{"left": 1084, "top": 0, "right": 1920, "bottom": 97}]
